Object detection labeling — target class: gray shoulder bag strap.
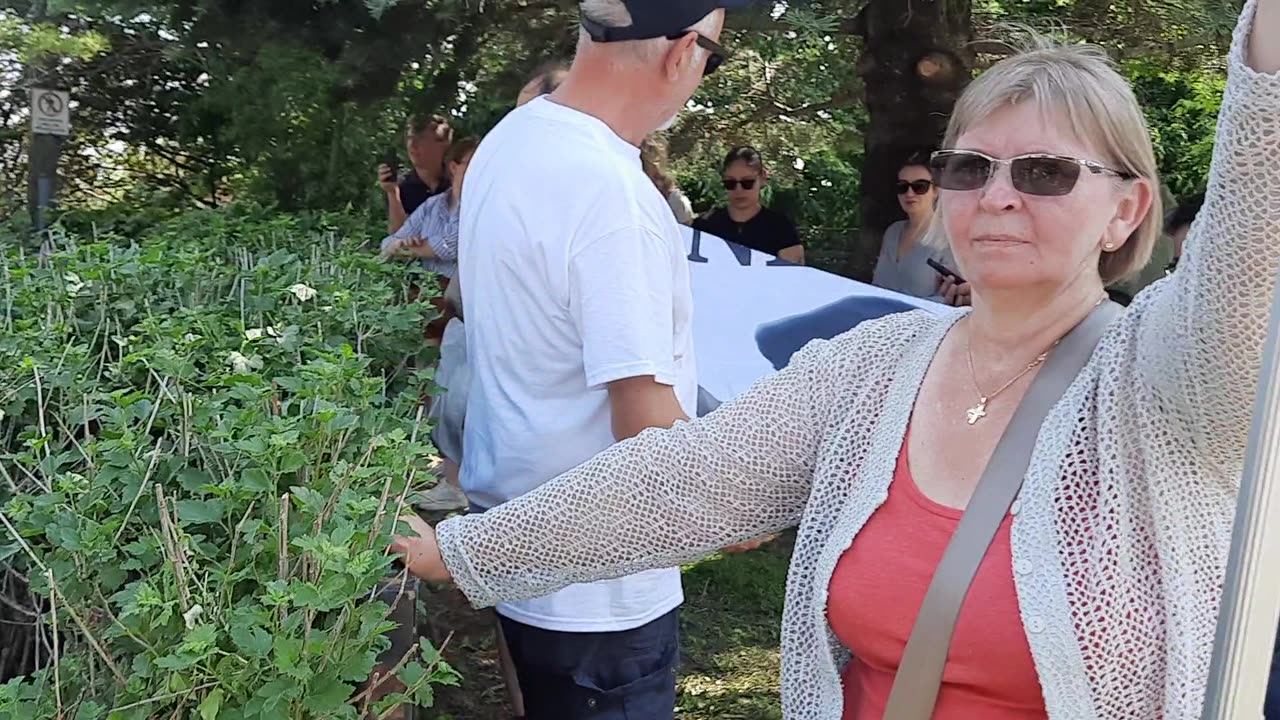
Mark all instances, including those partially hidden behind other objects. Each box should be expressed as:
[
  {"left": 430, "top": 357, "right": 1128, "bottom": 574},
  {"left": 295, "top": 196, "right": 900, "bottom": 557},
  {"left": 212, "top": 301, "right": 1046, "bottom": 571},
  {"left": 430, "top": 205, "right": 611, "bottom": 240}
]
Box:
[{"left": 882, "top": 300, "right": 1123, "bottom": 720}]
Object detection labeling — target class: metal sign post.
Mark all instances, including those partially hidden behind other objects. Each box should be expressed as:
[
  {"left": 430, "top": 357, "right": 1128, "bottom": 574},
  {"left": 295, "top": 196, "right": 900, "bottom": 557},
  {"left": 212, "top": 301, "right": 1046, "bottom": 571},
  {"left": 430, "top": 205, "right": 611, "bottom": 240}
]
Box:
[
  {"left": 1201, "top": 272, "right": 1280, "bottom": 720},
  {"left": 27, "top": 88, "right": 70, "bottom": 234}
]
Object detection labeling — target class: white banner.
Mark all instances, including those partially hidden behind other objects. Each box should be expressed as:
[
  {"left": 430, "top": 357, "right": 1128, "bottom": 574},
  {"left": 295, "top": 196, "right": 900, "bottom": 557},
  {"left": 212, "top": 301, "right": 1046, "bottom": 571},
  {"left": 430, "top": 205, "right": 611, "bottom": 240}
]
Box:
[{"left": 683, "top": 227, "right": 945, "bottom": 414}]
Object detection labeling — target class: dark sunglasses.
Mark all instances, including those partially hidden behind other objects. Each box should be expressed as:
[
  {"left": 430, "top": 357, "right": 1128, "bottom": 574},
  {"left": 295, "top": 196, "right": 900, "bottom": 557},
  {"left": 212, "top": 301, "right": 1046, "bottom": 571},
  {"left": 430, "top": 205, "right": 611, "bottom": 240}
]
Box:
[
  {"left": 896, "top": 179, "right": 933, "bottom": 195},
  {"left": 929, "top": 149, "right": 1135, "bottom": 197},
  {"left": 667, "top": 32, "right": 728, "bottom": 76},
  {"left": 723, "top": 178, "right": 758, "bottom": 191}
]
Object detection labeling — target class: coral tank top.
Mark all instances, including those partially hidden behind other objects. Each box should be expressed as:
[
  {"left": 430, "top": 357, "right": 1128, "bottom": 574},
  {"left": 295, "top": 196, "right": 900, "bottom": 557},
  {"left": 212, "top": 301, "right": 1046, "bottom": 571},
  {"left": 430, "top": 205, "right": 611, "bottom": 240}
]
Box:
[{"left": 826, "top": 443, "right": 1048, "bottom": 719}]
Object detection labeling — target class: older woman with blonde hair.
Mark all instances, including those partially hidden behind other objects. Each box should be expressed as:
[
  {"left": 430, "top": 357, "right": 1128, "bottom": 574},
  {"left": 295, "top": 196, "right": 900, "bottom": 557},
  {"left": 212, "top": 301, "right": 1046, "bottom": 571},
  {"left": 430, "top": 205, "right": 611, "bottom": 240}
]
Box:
[{"left": 393, "top": 1, "right": 1280, "bottom": 717}]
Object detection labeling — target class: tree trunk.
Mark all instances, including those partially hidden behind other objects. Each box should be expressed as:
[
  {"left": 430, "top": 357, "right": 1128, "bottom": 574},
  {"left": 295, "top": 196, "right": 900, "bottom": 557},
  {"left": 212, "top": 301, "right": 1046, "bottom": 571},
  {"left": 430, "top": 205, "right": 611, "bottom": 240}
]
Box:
[{"left": 849, "top": 0, "right": 972, "bottom": 282}]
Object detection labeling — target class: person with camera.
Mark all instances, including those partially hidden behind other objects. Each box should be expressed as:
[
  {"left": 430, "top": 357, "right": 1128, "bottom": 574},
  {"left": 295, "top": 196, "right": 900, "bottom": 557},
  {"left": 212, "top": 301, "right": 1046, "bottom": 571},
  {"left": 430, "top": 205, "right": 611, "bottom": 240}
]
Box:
[{"left": 378, "top": 114, "right": 454, "bottom": 234}]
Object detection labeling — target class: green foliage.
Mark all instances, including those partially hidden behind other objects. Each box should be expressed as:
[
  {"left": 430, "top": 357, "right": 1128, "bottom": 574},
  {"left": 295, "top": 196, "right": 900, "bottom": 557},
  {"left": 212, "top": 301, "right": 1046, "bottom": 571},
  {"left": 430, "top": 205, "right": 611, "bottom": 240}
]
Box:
[
  {"left": 1126, "top": 59, "right": 1225, "bottom": 198},
  {"left": 0, "top": 206, "right": 457, "bottom": 719},
  {"left": 0, "top": 0, "right": 1243, "bottom": 263}
]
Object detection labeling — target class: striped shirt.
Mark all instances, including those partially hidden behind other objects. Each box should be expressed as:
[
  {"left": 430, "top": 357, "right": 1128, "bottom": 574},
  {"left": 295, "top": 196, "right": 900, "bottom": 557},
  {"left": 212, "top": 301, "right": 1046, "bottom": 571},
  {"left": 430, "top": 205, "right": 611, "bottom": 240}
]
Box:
[{"left": 381, "top": 191, "right": 459, "bottom": 278}]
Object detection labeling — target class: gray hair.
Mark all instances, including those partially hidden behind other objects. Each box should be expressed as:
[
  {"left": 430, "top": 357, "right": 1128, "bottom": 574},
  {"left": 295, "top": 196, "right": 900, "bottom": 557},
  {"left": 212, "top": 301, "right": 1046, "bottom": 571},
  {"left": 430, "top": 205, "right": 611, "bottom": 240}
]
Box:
[
  {"left": 928, "top": 36, "right": 1162, "bottom": 285},
  {"left": 578, "top": 0, "right": 719, "bottom": 65}
]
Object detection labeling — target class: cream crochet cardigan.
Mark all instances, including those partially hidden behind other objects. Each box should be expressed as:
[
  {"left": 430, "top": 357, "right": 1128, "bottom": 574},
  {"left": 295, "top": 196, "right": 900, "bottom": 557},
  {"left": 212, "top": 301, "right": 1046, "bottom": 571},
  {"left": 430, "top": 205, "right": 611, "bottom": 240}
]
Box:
[{"left": 436, "top": 4, "right": 1280, "bottom": 717}]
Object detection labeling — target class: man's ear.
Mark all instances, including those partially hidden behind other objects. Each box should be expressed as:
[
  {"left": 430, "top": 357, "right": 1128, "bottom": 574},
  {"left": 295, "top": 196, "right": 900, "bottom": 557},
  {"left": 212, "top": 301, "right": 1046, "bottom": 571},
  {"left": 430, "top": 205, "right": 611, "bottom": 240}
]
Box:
[{"left": 663, "top": 32, "right": 699, "bottom": 82}]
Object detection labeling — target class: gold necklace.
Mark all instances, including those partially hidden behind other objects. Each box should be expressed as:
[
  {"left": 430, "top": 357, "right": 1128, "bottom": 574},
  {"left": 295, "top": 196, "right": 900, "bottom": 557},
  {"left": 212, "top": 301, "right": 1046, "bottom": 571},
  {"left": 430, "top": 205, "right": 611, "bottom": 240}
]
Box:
[
  {"left": 963, "top": 294, "right": 1108, "bottom": 425},
  {"left": 964, "top": 342, "right": 1052, "bottom": 425}
]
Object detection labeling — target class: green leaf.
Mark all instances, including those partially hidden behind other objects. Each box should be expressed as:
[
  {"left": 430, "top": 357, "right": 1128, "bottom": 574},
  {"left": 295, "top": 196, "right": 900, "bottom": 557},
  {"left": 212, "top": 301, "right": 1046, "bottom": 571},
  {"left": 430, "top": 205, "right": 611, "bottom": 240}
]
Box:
[
  {"left": 291, "top": 582, "right": 323, "bottom": 608},
  {"left": 253, "top": 678, "right": 296, "bottom": 718},
  {"left": 75, "top": 700, "right": 105, "bottom": 720},
  {"left": 398, "top": 661, "right": 426, "bottom": 688},
  {"left": 303, "top": 679, "right": 353, "bottom": 713},
  {"left": 234, "top": 436, "right": 268, "bottom": 454},
  {"left": 325, "top": 412, "right": 358, "bottom": 431},
  {"left": 418, "top": 637, "right": 441, "bottom": 665},
  {"left": 154, "top": 651, "right": 202, "bottom": 670},
  {"left": 241, "top": 468, "right": 273, "bottom": 493},
  {"left": 410, "top": 682, "right": 437, "bottom": 707},
  {"left": 273, "top": 636, "right": 303, "bottom": 676},
  {"left": 178, "top": 468, "right": 215, "bottom": 492},
  {"left": 176, "top": 498, "right": 225, "bottom": 525},
  {"left": 372, "top": 693, "right": 410, "bottom": 716},
  {"left": 198, "top": 688, "right": 224, "bottom": 720},
  {"left": 337, "top": 648, "right": 377, "bottom": 682},
  {"left": 131, "top": 653, "right": 154, "bottom": 679},
  {"left": 229, "top": 383, "right": 264, "bottom": 402},
  {"left": 182, "top": 624, "right": 219, "bottom": 652},
  {"left": 277, "top": 450, "right": 308, "bottom": 473},
  {"left": 97, "top": 564, "right": 128, "bottom": 593},
  {"left": 230, "top": 620, "right": 273, "bottom": 658},
  {"left": 288, "top": 486, "right": 325, "bottom": 512}
]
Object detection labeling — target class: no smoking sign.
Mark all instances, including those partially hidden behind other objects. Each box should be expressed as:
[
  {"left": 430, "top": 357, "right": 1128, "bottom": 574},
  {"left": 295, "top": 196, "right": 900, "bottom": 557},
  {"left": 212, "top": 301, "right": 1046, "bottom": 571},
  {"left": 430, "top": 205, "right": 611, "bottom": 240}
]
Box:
[{"left": 31, "top": 88, "right": 71, "bottom": 136}]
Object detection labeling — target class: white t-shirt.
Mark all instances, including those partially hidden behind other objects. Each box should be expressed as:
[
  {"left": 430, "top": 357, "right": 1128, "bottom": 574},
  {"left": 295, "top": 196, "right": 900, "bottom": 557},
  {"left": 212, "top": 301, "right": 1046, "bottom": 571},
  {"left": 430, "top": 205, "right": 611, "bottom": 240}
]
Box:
[{"left": 458, "top": 97, "right": 697, "bottom": 633}]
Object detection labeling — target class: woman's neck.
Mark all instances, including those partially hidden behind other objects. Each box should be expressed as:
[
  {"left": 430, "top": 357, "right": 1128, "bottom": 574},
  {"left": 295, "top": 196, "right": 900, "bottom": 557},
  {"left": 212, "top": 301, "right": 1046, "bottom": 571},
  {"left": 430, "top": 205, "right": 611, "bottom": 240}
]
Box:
[
  {"left": 897, "top": 211, "right": 933, "bottom": 256},
  {"left": 728, "top": 204, "right": 762, "bottom": 223},
  {"left": 906, "top": 210, "right": 932, "bottom": 231},
  {"left": 967, "top": 274, "right": 1107, "bottom": 356},
  {"left": 447, "top": 190, "right": 461, "bottom": 211}
]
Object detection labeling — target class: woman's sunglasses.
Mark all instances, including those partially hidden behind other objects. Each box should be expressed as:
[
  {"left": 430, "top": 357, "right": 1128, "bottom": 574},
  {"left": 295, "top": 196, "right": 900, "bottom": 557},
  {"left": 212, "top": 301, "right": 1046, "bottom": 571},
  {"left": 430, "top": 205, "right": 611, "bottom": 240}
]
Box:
[
  {"left": 723, "top": 178, "right": 758, "bottom": 191},
  {"left": 667, "top": 32, "right": 728, "bottom": 76},
  {"left": 929, "top": 149, "right": 1135, "bottom": 197},
  {"left": 896, "top": 180, "right": 934, "bottom": 196}
]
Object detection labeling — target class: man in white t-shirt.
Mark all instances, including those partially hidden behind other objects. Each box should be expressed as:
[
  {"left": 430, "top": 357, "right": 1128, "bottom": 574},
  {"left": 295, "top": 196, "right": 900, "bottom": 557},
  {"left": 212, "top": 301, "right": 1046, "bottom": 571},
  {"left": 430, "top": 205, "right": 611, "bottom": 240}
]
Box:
[{"left": 421, "top": 1, "right": 736, "bottom": 717}]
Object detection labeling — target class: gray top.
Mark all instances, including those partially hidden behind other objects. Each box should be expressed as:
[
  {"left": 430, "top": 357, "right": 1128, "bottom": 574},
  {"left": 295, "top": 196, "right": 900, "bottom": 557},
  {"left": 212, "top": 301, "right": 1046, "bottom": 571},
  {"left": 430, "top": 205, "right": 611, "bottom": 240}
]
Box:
[{"left": 871, "top": 220, "right": 954, "bottom": 300}]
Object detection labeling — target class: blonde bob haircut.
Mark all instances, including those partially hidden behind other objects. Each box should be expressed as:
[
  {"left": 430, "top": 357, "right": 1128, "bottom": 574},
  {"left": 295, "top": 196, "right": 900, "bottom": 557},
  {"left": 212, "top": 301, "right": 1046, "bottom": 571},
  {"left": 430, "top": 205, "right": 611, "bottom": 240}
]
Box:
[{"left": 927, "top": 36, "right": 1162, "bottom": 285}]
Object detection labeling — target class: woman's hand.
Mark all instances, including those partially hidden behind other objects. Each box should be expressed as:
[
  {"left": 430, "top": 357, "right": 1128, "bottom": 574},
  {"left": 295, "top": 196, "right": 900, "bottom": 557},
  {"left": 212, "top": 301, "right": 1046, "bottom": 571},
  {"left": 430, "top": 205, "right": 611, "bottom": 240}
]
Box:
[
  {"left": 384, "top": 237, "right": 436, "bottom": 260},
  {"left": 939, "top": 275, "right": 972, "bottom": 307},
  {"left": 377, "top": 163, "right": 399, "bottom": 195},
  {"left": 1251, "top": 0, "right": 1280, "bottom": 72},
  {"left": 389, "top": 513, "right": 452, "bottom": 583},
  {"left": 723, "top": 533, "right": 778, "bottom": 554}
]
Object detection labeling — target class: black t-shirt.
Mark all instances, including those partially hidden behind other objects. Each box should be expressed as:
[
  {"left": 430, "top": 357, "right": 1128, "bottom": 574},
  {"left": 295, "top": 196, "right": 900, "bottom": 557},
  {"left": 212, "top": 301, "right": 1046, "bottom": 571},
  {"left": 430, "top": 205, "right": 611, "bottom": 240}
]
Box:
[
  {"left": 693, "top": 207, "right": 802, "bottom": 257},
  {"left": 397, "top": 169, "right": 449, "bottom": 215}
]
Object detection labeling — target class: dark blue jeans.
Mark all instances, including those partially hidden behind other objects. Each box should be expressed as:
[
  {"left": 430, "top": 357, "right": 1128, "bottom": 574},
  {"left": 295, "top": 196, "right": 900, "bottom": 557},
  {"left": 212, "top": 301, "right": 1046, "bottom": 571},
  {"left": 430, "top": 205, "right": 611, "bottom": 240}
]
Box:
[{"left": 498, "top": 609, "right": 680, "bottom": 720}]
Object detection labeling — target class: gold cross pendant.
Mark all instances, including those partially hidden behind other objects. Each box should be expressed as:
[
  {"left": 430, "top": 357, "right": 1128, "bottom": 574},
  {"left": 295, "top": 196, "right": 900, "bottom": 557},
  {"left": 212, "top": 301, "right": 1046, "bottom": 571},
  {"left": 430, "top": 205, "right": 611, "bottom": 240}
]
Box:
[{"left": 965, "top": 399, "right": 988, "bottom": 425}]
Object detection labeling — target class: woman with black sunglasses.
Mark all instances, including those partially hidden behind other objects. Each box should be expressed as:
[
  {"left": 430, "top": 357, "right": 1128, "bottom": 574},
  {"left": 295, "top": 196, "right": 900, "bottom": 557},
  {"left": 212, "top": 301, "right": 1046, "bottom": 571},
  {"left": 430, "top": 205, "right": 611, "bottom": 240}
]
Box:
[
  {"left": 872, "top": 150, "right": 970, "bottom": 304},
  {"left": 693, "top": 145, "right": 805, "bottom": 264}
]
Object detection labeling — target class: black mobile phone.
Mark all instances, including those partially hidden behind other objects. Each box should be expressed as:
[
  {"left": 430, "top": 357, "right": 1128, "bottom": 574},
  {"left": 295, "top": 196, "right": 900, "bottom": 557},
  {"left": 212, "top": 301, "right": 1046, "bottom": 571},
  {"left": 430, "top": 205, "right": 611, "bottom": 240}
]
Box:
[
  {"left": 926, "top": 258, "right": 966, "bottom": 284},
  {"left": 381, "top": 151, "right": 399, "bottom": 182}
]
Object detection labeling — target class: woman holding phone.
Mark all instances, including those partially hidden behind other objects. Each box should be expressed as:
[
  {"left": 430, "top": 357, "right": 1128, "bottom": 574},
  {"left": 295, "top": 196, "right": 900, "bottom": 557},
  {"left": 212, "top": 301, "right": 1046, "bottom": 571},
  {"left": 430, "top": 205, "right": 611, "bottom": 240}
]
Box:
[
  {"left": 393, "top": 1, "right": 1280, "bottom": 717},
  {"left": 873, "top": 150, "right": 971, "bottom": 305}
]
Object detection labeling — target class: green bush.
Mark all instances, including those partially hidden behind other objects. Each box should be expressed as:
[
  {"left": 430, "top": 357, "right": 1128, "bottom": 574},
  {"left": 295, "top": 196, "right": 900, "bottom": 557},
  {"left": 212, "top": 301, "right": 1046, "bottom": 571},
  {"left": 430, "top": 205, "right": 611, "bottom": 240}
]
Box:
[{"left": 0, "top": 207, "right": 456, "bottom": 719}]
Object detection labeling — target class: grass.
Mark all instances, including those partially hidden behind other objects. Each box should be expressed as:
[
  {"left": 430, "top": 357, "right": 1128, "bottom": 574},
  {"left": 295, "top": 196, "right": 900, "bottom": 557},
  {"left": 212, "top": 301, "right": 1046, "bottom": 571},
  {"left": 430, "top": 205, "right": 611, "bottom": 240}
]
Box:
[
  {"left": 424, "top": 532, "right": 793, "bottom": 720},
  {"left": 676, "top": 533, "right": 792, "bottom": 720}
]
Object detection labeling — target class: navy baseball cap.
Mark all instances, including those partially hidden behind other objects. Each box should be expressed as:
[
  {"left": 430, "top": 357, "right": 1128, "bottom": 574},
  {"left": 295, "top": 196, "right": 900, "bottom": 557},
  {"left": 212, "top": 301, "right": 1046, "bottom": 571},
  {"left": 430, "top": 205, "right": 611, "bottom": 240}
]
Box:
[{"left": 580, "top": 0, "right": 751, "bottom": 42}]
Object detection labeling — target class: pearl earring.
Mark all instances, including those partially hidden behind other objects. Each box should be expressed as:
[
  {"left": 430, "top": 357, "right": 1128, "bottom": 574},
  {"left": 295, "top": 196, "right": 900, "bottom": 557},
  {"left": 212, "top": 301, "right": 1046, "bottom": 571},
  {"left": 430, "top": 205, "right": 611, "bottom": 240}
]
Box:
[{"left": 1104, "top": 242, "right": 1116, "bottom": 251}]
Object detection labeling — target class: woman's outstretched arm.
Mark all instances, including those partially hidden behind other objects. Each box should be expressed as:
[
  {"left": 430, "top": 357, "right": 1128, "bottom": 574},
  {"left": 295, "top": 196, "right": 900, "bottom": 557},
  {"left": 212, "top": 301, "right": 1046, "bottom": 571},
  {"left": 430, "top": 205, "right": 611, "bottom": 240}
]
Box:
[{"left": 397, "top": 330, "right": 857, "bottom": 609}]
